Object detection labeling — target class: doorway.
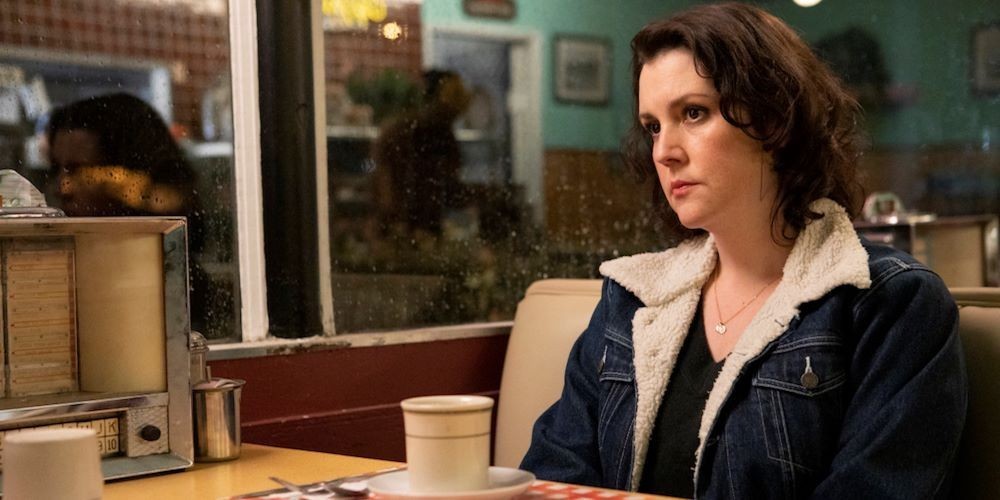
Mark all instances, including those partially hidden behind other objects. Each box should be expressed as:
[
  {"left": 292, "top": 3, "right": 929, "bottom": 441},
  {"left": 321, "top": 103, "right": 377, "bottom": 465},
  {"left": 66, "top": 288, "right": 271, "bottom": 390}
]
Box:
[{"left": 424, "top": 27, "right": 543, "bottom": 222}]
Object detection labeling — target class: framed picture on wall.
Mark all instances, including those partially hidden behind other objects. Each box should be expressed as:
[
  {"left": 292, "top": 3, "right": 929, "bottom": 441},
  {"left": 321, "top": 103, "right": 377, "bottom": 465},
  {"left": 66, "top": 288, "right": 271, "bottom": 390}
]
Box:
[
  {"left": 971, "top": 23, "right": 1000, "bottom": 95},
  {"left": 554, "top": 35, "right": 611, "bottom": 105}
]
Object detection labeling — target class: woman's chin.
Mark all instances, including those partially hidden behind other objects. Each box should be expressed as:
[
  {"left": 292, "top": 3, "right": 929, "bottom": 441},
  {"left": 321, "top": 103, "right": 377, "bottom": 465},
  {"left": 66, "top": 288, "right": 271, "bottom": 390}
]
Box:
[{"left": 673, "top": 211, "right": 707, "bottom": 231}]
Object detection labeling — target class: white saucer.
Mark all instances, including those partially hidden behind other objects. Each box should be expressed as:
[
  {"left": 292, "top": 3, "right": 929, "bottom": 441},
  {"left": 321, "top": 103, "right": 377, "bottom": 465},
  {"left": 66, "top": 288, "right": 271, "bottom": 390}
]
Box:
[{"left": 367, "top": 467, "right": 535, "bottom": 500}]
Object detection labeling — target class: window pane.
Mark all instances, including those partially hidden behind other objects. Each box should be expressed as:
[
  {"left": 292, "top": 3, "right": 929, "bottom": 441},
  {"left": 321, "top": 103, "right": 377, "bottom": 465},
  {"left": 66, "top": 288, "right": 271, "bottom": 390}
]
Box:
[
  {"left": 325, "top": 1, "right": 662, "bottom": 333},
  {"left": 326, "top": 0, "right": 997, "bottom": 334},
  {"left": 0, "top": 0, "right": 240, "bottom": 341}
]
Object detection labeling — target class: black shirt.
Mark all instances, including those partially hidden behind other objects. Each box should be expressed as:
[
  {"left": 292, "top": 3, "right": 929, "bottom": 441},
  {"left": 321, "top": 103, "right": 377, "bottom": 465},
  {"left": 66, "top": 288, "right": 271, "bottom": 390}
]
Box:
[{"left": 638, "top": 304, "right": 724, "bottom": 497}]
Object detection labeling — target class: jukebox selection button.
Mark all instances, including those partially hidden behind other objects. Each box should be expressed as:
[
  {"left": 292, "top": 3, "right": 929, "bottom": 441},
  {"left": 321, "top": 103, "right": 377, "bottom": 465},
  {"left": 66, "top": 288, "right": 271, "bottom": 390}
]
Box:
[
  {"left": 106, "top": 436, "right": 120, "bottom": 453},
  {"left": 139, "top": 425, "right": 162, "bottom": 442},
  {"left": 0, "top": 417, "right": 123, "bottom": 462}
]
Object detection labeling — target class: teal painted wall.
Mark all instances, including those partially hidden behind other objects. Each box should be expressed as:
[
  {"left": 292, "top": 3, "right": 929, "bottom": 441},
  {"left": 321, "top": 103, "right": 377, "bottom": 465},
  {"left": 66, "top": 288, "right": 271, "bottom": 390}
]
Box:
[
  {"left": 424, "top": 0, "right": 999, "bottom": 150},
  {"left": 764, "top": 0, "right": 1000, "bottom": 147},
  {"left": 423, "top": 0, "right": 680, "bottom": 150}
]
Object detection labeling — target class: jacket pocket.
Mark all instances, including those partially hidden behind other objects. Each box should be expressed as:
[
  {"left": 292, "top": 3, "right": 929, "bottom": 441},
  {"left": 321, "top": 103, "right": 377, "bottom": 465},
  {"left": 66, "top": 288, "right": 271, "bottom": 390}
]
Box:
[
  {"left": 753, "top": 335, "right": 847, "bottom": 397},
  {"left": 751, "top": 335, "right": 848, "bottom": 498}
]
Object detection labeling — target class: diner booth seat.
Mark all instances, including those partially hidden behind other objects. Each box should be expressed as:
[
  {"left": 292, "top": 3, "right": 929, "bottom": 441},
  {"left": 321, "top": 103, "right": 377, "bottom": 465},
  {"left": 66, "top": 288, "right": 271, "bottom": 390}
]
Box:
[
  {"left": 495, "top": 280, "right": 1000, "bottom": 499},
  {"left": 494, "top": 279, "right": 602, "bottom": 468},
  {"left": 950, "top": 287, "right": 1000, "bottom": 499}
]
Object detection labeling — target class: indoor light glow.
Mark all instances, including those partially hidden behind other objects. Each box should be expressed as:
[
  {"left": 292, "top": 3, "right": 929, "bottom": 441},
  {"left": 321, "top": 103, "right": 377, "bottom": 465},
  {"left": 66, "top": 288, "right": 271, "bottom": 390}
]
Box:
[
  {"left": 322, "top": 0, "right": 388, "bottom": 29},
  {"left": 382, "top": 22, "right": 403, "bottom": 40},
  {"left": 794, "top": 0, "right": 823, "bottom": 7}
]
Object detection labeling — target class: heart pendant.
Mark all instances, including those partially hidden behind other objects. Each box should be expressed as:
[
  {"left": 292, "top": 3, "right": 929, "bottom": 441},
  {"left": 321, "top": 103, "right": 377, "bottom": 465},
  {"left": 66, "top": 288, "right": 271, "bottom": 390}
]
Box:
[{"left": 714, "top": 323, "right": 727, "bottom": 335}]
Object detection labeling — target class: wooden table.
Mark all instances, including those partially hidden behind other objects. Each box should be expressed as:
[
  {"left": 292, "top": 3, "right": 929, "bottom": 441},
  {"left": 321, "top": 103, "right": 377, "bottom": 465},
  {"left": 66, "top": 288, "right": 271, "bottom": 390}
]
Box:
[
  {"left": 104, "top": 444, "right": 680, "bottom": 499},
  {"left": 105, "top": 444, "right": 397, "bottom": 499}
]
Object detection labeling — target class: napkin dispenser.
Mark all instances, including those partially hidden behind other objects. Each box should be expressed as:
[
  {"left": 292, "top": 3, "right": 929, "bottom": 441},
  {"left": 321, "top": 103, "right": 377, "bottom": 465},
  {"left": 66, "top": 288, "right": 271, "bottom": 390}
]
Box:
[{"left": 0, "top": 217, "right": 194, "bottom": 485}]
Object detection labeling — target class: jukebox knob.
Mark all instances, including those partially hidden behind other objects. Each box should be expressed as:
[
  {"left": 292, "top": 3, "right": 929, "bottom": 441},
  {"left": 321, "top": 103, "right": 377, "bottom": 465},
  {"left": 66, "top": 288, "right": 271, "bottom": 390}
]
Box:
[{"left": 139, "top": 425, "right": 162, "bottom": 442}]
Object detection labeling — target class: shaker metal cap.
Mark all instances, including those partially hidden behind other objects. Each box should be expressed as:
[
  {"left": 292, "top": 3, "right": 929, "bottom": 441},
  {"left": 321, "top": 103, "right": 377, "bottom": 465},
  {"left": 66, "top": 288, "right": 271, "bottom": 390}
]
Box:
[{"left": 190, "top": 331, "right": 209, "bottom": 353}]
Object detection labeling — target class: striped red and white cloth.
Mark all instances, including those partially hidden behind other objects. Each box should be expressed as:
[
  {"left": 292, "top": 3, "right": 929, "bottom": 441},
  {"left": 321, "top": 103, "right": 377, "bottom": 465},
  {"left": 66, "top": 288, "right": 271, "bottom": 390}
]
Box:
[{"left": 512, "top": 480, "right": 654, "bottom": 499}]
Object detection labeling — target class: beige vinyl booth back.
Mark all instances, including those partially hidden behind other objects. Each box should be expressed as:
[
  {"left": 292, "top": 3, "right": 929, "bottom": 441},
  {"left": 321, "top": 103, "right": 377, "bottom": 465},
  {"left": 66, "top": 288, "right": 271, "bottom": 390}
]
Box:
[
  {"left": 495, "top": 280, "right": 1000, "bottom": 498},
  {"left": 494, "top": 279, "right": 602, "bottom": 468},
  {"left": 950, "top": 287, "right": 1000, "bottom": 499}
]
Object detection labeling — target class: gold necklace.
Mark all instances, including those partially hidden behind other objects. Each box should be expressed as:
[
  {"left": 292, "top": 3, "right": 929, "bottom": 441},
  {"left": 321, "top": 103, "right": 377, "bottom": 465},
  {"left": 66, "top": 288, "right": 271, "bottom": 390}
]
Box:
[{"left": 712, "top": 270, "right": 781, "bottom": 335}]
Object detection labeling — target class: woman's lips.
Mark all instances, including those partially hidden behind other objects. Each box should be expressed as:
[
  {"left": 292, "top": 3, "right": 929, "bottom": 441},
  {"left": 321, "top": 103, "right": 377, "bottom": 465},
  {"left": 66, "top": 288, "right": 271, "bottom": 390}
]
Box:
[{"left": 670, "top": 180, "right": 696, "bottom": 196}]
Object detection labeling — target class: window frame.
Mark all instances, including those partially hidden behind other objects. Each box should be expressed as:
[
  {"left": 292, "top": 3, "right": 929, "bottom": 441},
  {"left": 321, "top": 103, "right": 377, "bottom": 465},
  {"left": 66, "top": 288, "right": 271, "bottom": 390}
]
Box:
[
  {"left": 227, "top": 0, "right": 269, "bottom": 343},
  {"left": 217, "top": 0, "right": 516, "bottom": 350}
]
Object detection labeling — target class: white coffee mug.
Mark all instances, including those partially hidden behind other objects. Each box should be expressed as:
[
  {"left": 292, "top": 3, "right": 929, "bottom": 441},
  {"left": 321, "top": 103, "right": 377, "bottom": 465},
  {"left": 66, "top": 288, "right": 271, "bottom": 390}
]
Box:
[
  {"left": 3, "top": 428, "right": 104, "bottom": 500},
  {"left": 401, "top": 395, "right": 494, "bottom": 492}
]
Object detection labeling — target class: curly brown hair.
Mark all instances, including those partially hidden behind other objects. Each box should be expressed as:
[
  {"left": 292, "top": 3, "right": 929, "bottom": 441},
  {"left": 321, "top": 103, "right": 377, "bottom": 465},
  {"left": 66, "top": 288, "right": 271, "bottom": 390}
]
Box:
[{"left": 622, "top": 2, "right": 866, "bottom": 242}]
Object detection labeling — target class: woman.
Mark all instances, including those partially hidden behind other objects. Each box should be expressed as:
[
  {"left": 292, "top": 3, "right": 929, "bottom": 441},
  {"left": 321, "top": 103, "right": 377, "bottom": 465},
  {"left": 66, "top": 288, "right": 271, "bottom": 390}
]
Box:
[
  {"left": 46, "top": 93, "right": 211, "bottom": 335},
  {"left": 46, "top": 93, "right": 197, "bottom": 218},
  {"left": 520, "top": 4, "right": 966, "bottom": 499}
]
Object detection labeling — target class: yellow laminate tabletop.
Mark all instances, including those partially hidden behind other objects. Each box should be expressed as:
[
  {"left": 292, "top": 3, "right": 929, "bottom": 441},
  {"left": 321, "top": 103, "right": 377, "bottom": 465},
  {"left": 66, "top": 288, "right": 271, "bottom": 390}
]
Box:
[
  {"left": 104, "top": 444, "right": 684, "bottom": 500},
  {"left": 104, "top": 444, "right": 398, "bottom": 500}
]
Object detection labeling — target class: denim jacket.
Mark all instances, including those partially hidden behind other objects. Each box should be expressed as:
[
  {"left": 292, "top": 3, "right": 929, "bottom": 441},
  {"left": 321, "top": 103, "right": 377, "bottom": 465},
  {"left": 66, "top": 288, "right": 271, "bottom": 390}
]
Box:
[{"left": 521, "top": 199, "right": 967, "bottom": 499}]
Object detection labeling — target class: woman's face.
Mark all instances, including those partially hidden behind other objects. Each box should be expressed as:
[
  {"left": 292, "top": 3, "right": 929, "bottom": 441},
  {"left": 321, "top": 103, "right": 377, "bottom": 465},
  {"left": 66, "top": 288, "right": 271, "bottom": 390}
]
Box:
[
  {"left": 638, "top": 49, "right": 778, "bottom": 235},
  {"left": 49, "top": 128, "right": 118, "bottom": 216}
]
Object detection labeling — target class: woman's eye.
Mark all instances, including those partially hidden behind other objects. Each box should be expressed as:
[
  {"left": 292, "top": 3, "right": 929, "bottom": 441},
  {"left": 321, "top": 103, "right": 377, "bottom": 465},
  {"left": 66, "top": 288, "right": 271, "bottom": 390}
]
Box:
[
  {"left": 684, "top": 107, "right": 705, "bottom": 121},
  {"left": 644, "top": 122, "right": 660, "bottom": 135}
]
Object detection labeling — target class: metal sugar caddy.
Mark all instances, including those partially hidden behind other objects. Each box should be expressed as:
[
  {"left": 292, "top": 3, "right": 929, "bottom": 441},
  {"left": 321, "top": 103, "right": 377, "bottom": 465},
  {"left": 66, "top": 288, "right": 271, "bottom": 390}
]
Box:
[
  {"left": 190, "top": 331, "right": 246, "bottom": 462},
  {"left": 0, "top": 217, "right": 195, "bottom": 490}
]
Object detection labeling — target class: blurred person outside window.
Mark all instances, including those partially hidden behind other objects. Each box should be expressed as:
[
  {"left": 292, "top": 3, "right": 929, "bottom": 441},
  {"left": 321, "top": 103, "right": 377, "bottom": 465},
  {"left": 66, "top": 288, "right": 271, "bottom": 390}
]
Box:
[
  {"left": 372, "top": 69, "right": 471, "bottom": 247},
  {"left": 45, "top": 92, "right": 209, "bottom": 334}
]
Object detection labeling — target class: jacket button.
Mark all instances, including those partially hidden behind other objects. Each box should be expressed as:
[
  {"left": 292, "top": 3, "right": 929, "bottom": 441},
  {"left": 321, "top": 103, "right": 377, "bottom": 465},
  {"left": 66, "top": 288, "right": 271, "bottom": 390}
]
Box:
[{"left": 800, "top": 356, "right": 819, "bottom": 389}]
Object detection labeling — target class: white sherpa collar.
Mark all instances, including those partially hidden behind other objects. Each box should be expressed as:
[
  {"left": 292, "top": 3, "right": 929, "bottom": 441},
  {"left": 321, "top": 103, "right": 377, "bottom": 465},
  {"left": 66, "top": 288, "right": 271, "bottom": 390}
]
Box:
[
  {"left": 598, "top": 198, "right": 872, "bottom": 489},
  {"left": 599, "top": 235, "right": 718, "bottom": 307}
]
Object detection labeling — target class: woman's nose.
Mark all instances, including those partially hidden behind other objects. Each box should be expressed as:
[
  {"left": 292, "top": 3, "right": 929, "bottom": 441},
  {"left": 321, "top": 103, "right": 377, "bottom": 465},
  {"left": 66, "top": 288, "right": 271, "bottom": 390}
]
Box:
[{"left": 651, "top": 128, "right": 684, "bottom": 167}]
